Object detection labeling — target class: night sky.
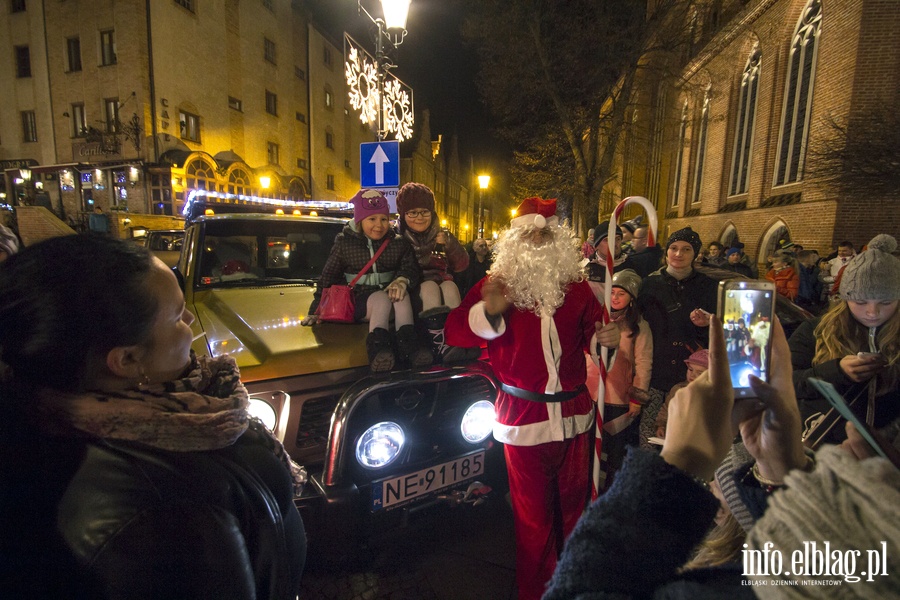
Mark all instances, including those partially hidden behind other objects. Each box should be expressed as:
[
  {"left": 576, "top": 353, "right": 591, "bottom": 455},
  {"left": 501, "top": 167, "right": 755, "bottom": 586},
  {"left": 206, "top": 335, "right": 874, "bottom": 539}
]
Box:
[{"left": 306, "top": 0, "right": 510, "bottom": 170}]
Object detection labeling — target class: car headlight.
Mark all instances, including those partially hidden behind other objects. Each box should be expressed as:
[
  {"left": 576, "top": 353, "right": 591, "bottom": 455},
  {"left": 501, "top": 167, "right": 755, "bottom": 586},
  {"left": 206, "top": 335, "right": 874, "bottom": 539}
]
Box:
[
  {"left": 248, "top": 397, "right": 278, "bottom": 431},
  {"left": 460, "top": 400, "right": 495, "bottom": 444},
  {"left": 355, "top": 421, "right": 405, "bottom": 469}
]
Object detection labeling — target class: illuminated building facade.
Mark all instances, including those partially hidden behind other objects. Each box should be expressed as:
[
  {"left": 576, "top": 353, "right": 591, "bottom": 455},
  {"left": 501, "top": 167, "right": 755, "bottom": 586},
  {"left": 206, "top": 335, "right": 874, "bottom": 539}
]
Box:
[{"left": 0, "top": 0, "right": 375, "bottom": 236}]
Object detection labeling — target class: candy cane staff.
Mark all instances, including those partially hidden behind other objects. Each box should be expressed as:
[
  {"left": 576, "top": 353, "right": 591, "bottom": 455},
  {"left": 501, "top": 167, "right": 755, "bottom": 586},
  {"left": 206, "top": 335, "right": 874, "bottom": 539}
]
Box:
[{"left": 591, "top": 196, "right": 658, "bottom": 499}]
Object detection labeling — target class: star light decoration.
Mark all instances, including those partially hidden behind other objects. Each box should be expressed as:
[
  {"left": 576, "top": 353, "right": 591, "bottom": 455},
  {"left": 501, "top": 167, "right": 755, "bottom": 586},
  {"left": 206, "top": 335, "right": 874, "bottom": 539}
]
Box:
[{"left": 344, "top": 34, "right": 414, "bottom": 142}]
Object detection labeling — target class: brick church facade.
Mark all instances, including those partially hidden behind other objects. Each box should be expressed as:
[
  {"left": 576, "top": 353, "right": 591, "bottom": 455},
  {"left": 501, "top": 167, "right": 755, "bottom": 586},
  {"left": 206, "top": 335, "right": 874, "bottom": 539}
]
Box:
[{"left": 606, "top": 0, "right": 899, "bottom": 268}]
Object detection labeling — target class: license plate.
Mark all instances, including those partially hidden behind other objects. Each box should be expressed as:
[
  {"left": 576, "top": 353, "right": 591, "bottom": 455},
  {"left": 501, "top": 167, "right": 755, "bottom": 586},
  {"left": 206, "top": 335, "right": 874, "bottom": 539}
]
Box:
[{"left": 372, "top": 451, "right": 485, "bottom": 511}]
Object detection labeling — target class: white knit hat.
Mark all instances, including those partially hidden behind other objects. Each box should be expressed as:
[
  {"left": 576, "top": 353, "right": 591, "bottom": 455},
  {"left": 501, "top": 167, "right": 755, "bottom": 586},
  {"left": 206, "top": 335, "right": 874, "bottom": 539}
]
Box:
[{"left": 839, "top": 234, "right": 900, "bottom": 301}]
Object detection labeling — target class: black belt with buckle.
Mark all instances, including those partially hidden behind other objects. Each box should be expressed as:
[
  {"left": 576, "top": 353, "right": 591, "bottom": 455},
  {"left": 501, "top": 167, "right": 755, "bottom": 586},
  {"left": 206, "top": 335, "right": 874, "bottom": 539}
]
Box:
[{"left": 499, "top": 383, "right": 588, "bottom": 403}]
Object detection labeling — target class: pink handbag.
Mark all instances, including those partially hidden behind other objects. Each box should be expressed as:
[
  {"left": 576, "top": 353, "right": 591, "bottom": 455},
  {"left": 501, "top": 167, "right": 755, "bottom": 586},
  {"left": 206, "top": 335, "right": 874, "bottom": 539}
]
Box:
[{"left": 316, "top": 238, "right": 389, "bottom": 323}]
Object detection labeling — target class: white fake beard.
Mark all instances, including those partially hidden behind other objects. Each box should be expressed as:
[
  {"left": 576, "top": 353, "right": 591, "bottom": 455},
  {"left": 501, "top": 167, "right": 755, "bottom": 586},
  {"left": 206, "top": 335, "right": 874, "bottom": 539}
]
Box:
[{"left": 489, "top": 223, "right": 585, "bottom": 317}]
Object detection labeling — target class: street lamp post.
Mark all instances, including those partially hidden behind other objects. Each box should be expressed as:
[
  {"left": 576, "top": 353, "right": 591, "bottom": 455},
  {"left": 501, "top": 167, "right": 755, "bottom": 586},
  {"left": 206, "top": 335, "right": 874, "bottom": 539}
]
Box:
[
  {"left": 477, "top": 174, "right": 490, "bottom": 239},
  {"left": 359, "top": 0, "right": 411, "bottom": 141}
]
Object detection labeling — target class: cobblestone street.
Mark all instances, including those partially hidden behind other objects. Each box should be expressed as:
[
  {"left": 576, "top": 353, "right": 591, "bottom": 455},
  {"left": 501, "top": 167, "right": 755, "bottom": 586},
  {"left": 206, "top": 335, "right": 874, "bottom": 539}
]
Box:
[{"left": 300, "top": 496, "right": 517, "bottom": 600}]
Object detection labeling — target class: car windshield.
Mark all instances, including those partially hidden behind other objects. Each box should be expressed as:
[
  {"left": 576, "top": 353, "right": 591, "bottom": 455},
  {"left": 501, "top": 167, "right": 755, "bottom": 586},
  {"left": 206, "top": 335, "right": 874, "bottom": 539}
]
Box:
[{"left": 196, "top": 219, "right": 343, "bottom": 288}]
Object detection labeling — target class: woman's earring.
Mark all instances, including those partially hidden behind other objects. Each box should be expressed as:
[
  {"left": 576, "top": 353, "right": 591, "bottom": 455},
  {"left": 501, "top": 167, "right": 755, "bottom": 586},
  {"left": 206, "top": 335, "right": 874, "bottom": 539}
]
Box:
[{"left": 137, "top": 367, "right": 150, "bottom": 388}]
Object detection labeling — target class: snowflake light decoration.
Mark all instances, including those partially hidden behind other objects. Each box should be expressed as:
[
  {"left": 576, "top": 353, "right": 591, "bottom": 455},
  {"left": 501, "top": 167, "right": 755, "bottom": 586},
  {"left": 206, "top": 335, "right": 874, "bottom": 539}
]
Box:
[
  {"left": 382, "top": 77, "right": 414, "bottom": 142},
  {"left": 344, "top": 33, "right": 414, "bottom": 142},
  {"left": 345, "top": 45, "right": 378, "bottom": 125}
]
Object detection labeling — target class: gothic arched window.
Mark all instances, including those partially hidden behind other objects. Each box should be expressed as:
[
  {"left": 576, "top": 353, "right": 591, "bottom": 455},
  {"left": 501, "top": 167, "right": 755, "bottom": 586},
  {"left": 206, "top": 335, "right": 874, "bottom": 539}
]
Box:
[
  {"left": 729, "top": 44, "right": 761, "bottom": 196},
  {"left": 773, "top": 0, "right": 821, "bottom": 186}
]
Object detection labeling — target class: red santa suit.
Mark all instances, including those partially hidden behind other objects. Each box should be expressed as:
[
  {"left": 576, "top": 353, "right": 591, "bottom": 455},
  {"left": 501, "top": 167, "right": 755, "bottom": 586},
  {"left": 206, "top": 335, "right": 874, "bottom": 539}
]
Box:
[{"left": 446, "top": 276, "right": 604, "bottom": 600}]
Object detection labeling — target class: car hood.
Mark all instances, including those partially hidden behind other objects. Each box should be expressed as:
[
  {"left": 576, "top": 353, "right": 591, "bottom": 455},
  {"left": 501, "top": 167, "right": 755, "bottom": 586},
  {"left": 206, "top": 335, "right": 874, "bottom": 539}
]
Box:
[{"left": 189, "top": 286, "right": 369, "bottom": 382}]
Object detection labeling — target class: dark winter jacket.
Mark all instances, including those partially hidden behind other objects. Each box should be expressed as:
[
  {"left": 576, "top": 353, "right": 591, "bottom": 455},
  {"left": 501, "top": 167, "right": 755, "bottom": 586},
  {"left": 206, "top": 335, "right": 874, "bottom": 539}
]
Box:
[
  {"left": 1, "top": 422, "right": 307, "bottom": 599},
  {"left": 788, "top": 317, "right": 900, "bottom": 443},
  {"left": 309, "top": 223, "right": 422, "bottom": 316},
  {"left": 637, "top": 267, "right": 719, "bottom": 393},
  {"left": 796, "top": 264, "right": 823, "bottom": 308},
  {"left": 542, "top": 448, "right": 753, "bottom": 600},
  {"left": 721, "top": 261, "right": 753, "bottom": 278},
  {"left": 459, "top": 251, "right": 492, "bottom": 299},
  {"left": 621, "top": 245, "right": 664, "bottom": 278}
]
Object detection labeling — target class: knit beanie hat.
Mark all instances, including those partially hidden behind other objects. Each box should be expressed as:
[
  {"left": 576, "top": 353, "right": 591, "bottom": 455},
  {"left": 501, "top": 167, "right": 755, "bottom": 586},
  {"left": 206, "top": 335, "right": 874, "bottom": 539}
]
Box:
[
  {"left": 396, "top": 182, "right": 435, "bottom": 216},
  {"left": 726, "top": 247, "right": 741, "bottom": 257},
  {"left": 747, "top": 446, "right": 900, "bottom": 595},
  {"left": 0, "top": 224, "right": 19, "bottom": 257},
  {"left": 591, "top": 220, "right": 623, "bottom": 248},
  {"left": 839, "top": 234, "right": 900, "bottom": 301},
  {"left": 684, "top": 348, "right": 709, "bottom": 368},
  {"left": 714, "top": 442, "right": 755, "bottom": 532},
  {"left": 611, "top": 268, "right": 641, "bottom": 299},
  {"left": 666, "top": 227, "right": 702, "bottom": 256},
  {"left": 350, "top": 189, "right": 390, "bottom": 224}
]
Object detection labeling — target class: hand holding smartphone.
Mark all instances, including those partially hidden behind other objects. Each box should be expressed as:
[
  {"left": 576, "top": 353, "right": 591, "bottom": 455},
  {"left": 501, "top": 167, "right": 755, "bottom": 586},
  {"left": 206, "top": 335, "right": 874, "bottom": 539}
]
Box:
[{"left": 717, "top": 280, "right": 776, "bottom": 397}]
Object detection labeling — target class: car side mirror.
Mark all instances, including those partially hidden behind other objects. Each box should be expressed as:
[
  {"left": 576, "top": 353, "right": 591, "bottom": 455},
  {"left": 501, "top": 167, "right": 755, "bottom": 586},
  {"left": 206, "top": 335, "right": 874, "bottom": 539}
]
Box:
[{"left": 172, "top": 266, "right": 185, "bottom": 292}]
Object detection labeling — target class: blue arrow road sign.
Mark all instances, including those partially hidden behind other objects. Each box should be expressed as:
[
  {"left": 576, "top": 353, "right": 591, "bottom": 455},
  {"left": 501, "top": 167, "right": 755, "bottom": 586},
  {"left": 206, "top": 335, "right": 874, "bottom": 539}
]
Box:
[{"left": 360, "top": 141, "right": 400, "bottom": 188}]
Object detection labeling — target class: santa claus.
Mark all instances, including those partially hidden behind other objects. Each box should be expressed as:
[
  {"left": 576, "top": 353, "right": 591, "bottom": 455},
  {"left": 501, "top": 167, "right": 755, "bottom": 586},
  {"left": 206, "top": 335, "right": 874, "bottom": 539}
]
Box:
[{"left": 445, "top": 197, "right": 620, "bottom": 600}]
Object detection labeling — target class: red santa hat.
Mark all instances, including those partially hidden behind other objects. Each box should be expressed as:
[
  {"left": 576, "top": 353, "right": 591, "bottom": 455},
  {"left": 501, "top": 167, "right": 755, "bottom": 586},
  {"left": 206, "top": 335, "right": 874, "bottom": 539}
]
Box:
[{"left": 510, "top": 197, "right": 559, "bottom": 229}]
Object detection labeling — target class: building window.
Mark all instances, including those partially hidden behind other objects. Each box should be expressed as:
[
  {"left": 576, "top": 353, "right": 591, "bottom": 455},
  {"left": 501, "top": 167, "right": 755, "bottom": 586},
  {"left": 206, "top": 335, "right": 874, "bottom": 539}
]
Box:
[
  {"left": 228, "top": 168, "right": 251, "bottom": 195},
  {"left": 691, "top": 91, "right": 710, "bottom": 205},
  {"left": 228, "top": 96, "right": 242, "bottom": 111},
  {"left": 295, "top": 66, "right": 306, "bottom": 80},
  {"left": 186, "top": 158, "right": 216, "bottom": 192},
  {"left": 774, "top": 0, "right": 821, "bottom": 186},
  {"left": 150, "top": 172, "right": 174, "bottom": 216},
  {"left": 100, "top": 30, "right": 117, "bottom": 66},
  {"left": 179, "top": 110, "right": 200, "bottom": 142},
  {"left": 297, "top": 158, "right": 307, "bottom": 169},
  {"left": 66, "top": 37, "right": 82, "bottom": 72},
  {"left": 11, "top": 0, "right": 26, "bottom": 12},
  {"left": 267, "top": 141, "right": 279, "bottom": 165},
  {"left": 174, "top": 0, "right": 195, "bottom": 12},
  {"left": 265, "top": 90, "right": 278, "bottom": 115},
  {"left": 105, "top": 98, "right": 119, "bottom": 133},
  {"left": 14, "top": 46, "right": 31, "bottom": 78},
  {"left": 264, "top": 37, "right": 276, "bottom": 64},
  {"left": 729, "top": 45, "right": 761, "bottom": 196},
  {"left": 325, "top": 130, "right": 334, "bottom": 149},
  {"left": 323, "top": 45, "right": 332, "bottom": 67},
  {"left": 326, "top": 174, "right": 335, "bottom": 190},
  {"left": 324, "top": 88, "right": 333, "bottom": 109},
  {"left": 21, "top": 111, "right": 37, "bottom": 142},
  {"left": 295, "top": 112, "right": 306, "bottom": 123},
  {"left": 671, "top": 103, "right": 688, "bottom": 208},
  {"left": 72, "top": 103, "right": 87, "bottom": 137}
]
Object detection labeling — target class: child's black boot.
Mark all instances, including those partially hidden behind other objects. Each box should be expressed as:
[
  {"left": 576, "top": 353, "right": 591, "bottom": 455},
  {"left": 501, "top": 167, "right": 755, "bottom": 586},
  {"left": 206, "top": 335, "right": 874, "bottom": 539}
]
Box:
[
  {"left": 366, "top": 327, "right": 395, "bottom": 373},
  {"left": 395, "top": 324, "right": 433, "bottom": 369}
]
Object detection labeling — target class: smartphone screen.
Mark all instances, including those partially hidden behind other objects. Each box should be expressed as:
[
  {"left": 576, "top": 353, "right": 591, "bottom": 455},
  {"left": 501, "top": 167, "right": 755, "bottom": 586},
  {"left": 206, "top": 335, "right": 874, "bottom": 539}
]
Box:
[{"left": 718, "top": 281, "right": 776, "bottom": 396}]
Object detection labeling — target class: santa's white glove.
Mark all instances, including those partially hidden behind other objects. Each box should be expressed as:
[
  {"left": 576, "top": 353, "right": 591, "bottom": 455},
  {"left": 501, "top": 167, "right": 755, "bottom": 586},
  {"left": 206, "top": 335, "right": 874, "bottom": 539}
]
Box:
[{"left": 386, "top": 277, "right": 409, "bottom": 302}]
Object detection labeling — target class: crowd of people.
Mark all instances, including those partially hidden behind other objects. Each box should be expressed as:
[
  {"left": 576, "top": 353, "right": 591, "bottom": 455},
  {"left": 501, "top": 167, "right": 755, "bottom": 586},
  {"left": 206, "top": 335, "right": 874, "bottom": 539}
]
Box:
[{"left": 1, "top": 189, "right": 897, "bottom": 599}]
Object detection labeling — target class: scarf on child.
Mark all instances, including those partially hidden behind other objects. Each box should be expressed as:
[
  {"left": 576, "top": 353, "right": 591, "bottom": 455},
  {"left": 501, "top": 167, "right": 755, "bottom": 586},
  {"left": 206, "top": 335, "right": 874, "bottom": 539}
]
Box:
[{"left": 34, "top": 352, "right": 307, "bottom": 495}]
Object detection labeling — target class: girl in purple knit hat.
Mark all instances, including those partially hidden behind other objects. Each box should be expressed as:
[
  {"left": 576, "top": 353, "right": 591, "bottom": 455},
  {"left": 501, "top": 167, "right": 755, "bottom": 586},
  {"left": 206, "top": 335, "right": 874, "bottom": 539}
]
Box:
[{"left": 303, "top": 189, "right": 432, "bottom": 372}]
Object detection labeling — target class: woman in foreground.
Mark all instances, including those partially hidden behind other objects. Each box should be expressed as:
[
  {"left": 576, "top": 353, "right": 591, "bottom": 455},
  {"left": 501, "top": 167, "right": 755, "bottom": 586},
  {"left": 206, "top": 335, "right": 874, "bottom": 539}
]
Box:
[{"left": 0, "top": 235, "right": 307, "bottom": 599}]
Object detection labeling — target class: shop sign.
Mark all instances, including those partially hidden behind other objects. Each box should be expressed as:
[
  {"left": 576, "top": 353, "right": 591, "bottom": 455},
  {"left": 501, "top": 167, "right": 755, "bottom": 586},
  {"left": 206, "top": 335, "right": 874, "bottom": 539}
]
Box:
[
  {"left": 0, "top": 158, "right": 39, "bottom": 171},
  {"left": 72, "top": 141, "right": 123, "bottom": 162}
]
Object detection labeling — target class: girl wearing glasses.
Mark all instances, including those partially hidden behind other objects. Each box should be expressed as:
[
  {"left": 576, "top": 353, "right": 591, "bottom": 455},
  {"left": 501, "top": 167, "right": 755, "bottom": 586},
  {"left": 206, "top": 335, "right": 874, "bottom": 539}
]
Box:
[{"left": 396, "top": 182, "right": 478, "bottom": 364}]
